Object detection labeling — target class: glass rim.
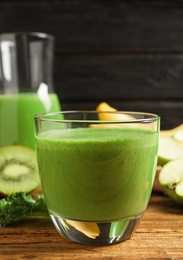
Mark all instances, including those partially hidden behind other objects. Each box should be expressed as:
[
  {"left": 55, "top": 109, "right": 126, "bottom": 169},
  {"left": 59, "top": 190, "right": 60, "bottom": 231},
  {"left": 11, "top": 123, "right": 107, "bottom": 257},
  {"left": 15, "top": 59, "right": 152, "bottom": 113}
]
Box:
[
  {"left": 34, "top": 111, "right": 160, "bottom": 124},
  {"left": 0, "top": 32, "right": 54, "bottom": 41}
]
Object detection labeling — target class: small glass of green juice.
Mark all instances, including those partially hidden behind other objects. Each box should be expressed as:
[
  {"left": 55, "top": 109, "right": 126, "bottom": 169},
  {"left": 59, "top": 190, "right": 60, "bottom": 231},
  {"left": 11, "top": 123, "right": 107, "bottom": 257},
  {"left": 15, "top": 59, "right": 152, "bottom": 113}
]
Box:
[{"left": 34, "top": 111, "right": 160, "bottom": 245}]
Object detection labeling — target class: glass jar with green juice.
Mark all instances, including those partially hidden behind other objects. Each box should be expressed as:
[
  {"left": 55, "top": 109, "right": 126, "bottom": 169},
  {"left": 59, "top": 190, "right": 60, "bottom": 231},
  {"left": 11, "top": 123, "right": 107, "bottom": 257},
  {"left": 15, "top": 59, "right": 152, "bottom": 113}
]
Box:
[
  {"left": 0, "top": 32, "right": 60, "bottom": 196},
  {"left": 0, "top": 32, "right": 60, "bottom": 150}
]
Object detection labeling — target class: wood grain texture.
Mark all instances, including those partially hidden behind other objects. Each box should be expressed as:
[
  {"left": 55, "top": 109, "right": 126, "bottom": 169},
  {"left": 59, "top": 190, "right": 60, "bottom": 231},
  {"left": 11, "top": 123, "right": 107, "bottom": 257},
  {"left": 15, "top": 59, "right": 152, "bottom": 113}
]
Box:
[
  {"left": 0, "top": 192, "right": 182, "bottom": 259},
  {"left": 0, "top": 0, "right": 183, "bottom": 129},
  {"left": 54, "top": 54, "right": 183, "bottom": 101},
  {"left": 1, "top": 0, "right": 183, "bottom": 53}
]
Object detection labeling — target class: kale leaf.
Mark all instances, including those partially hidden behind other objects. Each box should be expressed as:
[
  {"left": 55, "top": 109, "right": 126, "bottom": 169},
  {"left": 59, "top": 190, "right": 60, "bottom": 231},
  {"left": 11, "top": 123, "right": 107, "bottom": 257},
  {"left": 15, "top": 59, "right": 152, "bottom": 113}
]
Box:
[{"left": 0, "top": 192, "right": 50, "bottom": 227}]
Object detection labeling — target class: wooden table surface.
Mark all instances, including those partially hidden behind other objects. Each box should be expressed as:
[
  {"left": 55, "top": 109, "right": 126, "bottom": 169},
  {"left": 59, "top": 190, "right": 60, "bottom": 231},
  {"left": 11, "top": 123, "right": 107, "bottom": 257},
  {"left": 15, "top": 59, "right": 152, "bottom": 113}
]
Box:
[{"left": 0, "top": 190, "right": 183, "bottom": 260}]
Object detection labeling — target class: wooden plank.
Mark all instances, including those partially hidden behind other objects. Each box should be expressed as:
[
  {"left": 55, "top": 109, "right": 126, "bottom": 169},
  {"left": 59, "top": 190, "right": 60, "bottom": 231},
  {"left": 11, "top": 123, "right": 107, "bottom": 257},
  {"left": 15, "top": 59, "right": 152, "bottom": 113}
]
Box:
[
  {"left": 0, "top": 0, "right": 182, "bottom": 127},
  {"left": 0, "top": 1, "right": 183, "bottom": 53},
  {"left": 54, "top": 53, "right": 183, "bottom": 101},
  {"left": 0, "top": 193, "right": 182, "bottom": 259}
]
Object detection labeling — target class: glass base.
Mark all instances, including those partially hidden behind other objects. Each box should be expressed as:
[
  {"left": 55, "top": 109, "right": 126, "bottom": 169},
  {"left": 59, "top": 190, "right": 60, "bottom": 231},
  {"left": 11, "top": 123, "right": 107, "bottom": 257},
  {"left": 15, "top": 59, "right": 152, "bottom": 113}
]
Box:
[{"left": 50, "top": 213, "right": 144, "bottom": 245}]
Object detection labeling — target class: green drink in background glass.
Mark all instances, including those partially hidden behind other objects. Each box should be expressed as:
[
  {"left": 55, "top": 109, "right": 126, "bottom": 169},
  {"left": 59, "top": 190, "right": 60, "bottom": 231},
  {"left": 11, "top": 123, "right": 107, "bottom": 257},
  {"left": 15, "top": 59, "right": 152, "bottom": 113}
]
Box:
[
  {"left": 0, "top": 32, "right": 61, "bottom": 196},
  {"left": 35, "top": 111, "right": 160, "bottom": 245},
  {"left": 0, "top": 93, "right": 60, "bottom": 150}
]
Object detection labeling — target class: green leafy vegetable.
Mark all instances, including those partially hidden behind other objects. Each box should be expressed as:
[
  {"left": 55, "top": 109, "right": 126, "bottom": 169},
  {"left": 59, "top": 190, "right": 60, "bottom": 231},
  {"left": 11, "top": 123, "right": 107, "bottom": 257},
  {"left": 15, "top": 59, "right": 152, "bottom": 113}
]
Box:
[{"left": 0, "top": 192, "right": 50, "bottom": 227}]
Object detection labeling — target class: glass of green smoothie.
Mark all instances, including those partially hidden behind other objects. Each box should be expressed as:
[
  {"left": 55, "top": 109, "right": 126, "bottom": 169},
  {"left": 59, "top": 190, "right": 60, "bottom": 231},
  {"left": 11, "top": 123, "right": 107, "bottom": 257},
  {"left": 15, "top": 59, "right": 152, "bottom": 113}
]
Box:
[{"left": 34, "top": 111, "right": 160, "bottom": 245}]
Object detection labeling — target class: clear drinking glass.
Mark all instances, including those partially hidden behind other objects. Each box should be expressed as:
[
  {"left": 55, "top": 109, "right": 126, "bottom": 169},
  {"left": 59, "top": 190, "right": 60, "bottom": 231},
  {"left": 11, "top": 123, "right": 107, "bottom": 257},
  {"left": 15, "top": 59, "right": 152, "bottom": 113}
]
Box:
[
  {"left": 34, "top": 111, "right": 160, "bottom": 245},
  {"left": 0, "top": 32, "right": 60, "bottom": 150}
]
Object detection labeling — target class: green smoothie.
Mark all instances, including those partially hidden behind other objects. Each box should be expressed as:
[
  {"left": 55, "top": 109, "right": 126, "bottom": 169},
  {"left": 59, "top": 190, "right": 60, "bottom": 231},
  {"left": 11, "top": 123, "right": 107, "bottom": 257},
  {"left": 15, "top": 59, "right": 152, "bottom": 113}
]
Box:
[
  {"left": 0, "top": 93, "right": 60, "bottom": 150},
  {"left": 35, "top": 127, "right": 158, "bottom": 222}
]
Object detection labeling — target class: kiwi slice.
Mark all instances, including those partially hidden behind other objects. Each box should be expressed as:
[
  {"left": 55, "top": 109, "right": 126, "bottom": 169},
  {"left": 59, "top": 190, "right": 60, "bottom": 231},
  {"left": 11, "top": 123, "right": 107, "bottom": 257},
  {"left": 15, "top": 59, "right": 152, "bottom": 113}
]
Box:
[{"left": 0, "top": 145, "right": 40, "bottom": 196}]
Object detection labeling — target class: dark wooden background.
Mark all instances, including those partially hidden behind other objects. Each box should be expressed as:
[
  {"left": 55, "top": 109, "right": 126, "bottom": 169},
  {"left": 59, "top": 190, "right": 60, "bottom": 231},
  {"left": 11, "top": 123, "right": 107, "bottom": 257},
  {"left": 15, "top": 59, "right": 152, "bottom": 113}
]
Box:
[{"left": 1, "top": 0, "right": 183, "bottom": 129}]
